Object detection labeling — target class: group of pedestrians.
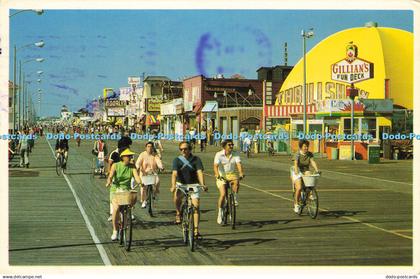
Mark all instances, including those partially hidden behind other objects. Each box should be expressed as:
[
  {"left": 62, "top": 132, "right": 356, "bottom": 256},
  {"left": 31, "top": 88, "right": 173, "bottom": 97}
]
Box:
[{"left": 9, "top": 127, "right": 39, "bottom": 168}]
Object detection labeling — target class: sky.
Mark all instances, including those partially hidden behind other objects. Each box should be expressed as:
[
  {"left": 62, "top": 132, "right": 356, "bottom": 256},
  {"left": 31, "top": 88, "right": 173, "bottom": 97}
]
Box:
[{"left": 9, "top": 9, "right": 413, "bottom": 117}]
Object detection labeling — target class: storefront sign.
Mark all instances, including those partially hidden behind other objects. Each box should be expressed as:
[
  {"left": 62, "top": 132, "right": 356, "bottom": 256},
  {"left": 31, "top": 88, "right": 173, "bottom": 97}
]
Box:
[
  {"left": 105, "top": 99, "right": 127, "bottom": 107},
  {"left": 147, "top": 98, "right": 162, "bottom": 112},
  {"left": 276, "top": 82, "right": 370, "bottom": 105},
  {"left": 331, "top": 42, "right": 374, "bottom": 84},
  {"left": 316, "top": 99, "right": 364, "bottom": 113},
  {"left": 107, "top": 107, "right": 125, "bottom": 116},
  {"left": 128, "top": 76, "right": 141, "bottom": 85},
  {"left": 316, "top": 99, "right": 393, "bottom": 114},
  {"left": 360, "top": 99, "right": 393, "bottom": 113}
]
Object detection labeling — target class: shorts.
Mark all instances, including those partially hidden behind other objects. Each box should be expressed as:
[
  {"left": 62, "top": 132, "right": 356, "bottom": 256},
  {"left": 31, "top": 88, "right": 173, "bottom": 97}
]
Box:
[
  {"left": 216, "top": 173, "right": 239, "bottom": 189},
  {"left": 290, "top": 167, "right": 303, "bottom": 183},
  {"left": 176, "top": 182, "right": 201, "bottom": 200}
]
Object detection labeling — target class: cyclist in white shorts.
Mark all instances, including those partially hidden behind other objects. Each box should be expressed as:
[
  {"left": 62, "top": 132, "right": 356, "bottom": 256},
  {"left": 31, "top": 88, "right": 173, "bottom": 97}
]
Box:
[{"left": 214, "top": 139, "right": 244, "bottom": 225}]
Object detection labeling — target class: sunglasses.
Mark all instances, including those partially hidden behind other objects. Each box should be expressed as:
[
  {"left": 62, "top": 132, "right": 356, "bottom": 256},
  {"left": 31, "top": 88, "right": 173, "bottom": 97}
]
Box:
[
  {"left": 179, "top": 148, "right": 189, "bottom": 151},
  {"left": 228, "top": 144, "right": 234, "bottom": 147}
]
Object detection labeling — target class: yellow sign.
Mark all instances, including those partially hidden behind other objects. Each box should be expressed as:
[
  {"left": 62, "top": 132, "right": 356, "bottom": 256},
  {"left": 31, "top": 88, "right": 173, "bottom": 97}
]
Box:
[
  {"left": 103, "top": 88, "right": 113, "bottom": 98},
  {"left": 275, "top": 27, "right": 413, "bottom": 110},
  {"left": 147, "top": 98, "right": 161, "bottom": 112}
]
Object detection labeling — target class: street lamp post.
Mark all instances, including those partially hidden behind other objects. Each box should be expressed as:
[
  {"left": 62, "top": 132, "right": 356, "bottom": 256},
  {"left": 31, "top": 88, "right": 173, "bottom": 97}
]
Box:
[
  {"left": 301, "top": 28, "right": 314, "bottom": 135},
  {"left": 9, "top": 9, "right": 44, "bottom": 17},
  {"left": 17, "top": 57, "right": 44, "bottom": 130},
  {"left": 12, "top": 40, "right": 44, "bottom": 133}
]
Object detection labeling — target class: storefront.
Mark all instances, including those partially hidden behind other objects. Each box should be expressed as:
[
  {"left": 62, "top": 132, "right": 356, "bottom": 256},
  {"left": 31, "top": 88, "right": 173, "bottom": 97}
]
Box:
[
  {"left": 105, "top": 99, "right": 127, "bottom": 128},
  {"left": 201, "top": 101, "right": 218, "bottom": 131},
  {"left": 263, "top": 24, "right": 413, "bottom": 159},
  {"left": 217, "top": 107, "right": 262, "bottom": 146},
  {"left": 160, "top": 98, "right": 184, "bottom": 136}
]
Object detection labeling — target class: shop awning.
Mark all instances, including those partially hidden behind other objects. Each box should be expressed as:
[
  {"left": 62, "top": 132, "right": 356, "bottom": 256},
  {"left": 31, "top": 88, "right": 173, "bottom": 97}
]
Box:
[{"left": 202, "top": 101, "right": 218, "bottom": 113}]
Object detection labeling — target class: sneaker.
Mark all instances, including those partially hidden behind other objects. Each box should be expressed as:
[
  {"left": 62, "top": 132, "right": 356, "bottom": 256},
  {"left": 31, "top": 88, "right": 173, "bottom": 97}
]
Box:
[
  {"left": 107, "top": 215, "right": 112, "bottom": 222},
  {"left": 217, "top": 209, "right": 223, "bottom": 225},
  {"left": 141, "top": 201, "right": 147, "bottom": 208},
  {"left": 294, "top": 204, "right": 300, "bottom": 214},
  {"left": 233, "top": 193, "right": 239, "bottom": 206},
  {"left": 111, "top": 230, "right": 118, "bottom": 241}
]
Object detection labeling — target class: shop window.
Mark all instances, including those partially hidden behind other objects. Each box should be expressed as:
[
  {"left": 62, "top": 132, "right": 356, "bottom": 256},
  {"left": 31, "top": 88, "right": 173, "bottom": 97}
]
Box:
[
  {"left": 292, "top": 123, "right": 303, "bottom": 138},
  {"left": 309, "top": 124, "right": 322, "bottom": 135},
  {"left": 361, "top": 118, "right": 376, "bottom": 139},
  {"left": 343, "top": 118, "right": 360, "bottom": 140}
]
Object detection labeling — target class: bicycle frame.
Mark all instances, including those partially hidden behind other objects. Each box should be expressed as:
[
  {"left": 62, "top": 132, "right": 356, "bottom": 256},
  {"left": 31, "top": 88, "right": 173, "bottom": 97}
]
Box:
[
  {"left": 142, "top": 173, "right": 158, "bottom": 217},
  {"left": 176, "top": 184, "right": 203, "bottom": 251},
  {"left": 218, "top": 177, "right": 237, "bottom": 229}
]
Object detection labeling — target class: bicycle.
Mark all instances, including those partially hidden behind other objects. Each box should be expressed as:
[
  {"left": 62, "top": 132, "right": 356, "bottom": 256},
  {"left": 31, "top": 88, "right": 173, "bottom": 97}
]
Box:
[
  {"left": 141, "top": 173, "right": 158, "bottom": 217},
  {"left": 291, "top": 167, "right": 320, "bottom": 219},
  {"left": 113, "top": 189, "right": 138, "bottom": 251},
  {"left": 217, "top": 176, "right": 239, "bottom": 229},
  {"left": 92, "top": 155, "right": 106, "bottom": 179},
  {"left": 176, "top": 183, "right": 206, "bottom": 252},
  {"left": 55, "top": 150, "right": 66, "bottom": 176}
]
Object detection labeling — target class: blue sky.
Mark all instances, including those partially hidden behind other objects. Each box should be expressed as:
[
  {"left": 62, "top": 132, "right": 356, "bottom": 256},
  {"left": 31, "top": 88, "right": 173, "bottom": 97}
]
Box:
[{"left": 9, "top": 9, "right": 413, "bottom": 117}]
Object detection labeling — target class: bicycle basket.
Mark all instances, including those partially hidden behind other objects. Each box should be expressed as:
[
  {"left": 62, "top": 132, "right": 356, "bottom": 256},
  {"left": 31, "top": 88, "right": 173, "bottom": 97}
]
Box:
[
  {"left": 113, "top": 190, "right": 138, "bottom": 206},
  {"left": 141, "top": 174, "right": 156, "bottom": 185},
  {"left": 302, "top": 175, "right": 319, "bottom": 187}
]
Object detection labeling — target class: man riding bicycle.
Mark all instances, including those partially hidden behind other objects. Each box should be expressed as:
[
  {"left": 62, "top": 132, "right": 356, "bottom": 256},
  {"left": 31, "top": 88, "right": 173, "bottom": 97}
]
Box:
[
  {"left": 55, "top": 133, "right": 69, "bottom": 169},
  {"left": 214, "top": 139, "right": 244, "bottom": 225},
  {"left": 292, "top": 139, "right": 320, "bottom": 214},
  {"left": 171, "top": 141, "right": 207, "bottom": 238}
]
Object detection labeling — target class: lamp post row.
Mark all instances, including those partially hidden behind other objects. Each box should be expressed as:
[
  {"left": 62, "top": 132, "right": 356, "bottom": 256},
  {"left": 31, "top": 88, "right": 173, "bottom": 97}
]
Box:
[{"left": 10, "top": 9, "right": 44, "bottom": 133}]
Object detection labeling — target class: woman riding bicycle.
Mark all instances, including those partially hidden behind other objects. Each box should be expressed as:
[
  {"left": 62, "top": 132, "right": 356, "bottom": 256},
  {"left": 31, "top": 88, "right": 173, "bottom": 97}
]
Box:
[
  {"left": 135, "top": 141, "right": 164, "bottom": 208},
  {"left": 292, "top": 139, "right": 320, "bottom": 214},
  {"left": 106, "top": 149, "right": 141, "bottom": 241}
]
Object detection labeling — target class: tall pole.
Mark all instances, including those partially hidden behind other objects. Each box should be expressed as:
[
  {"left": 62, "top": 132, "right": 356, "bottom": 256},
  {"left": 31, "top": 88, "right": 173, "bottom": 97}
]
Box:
[
  {"left": 351, "top": 98, "right": 354, "bottom": 160},
  {"left": 12, "top": 45, "right": 17, "bottom": 133},
  {"left": 18, "top": 60, "right": 22, "bottom": 131},
  {"left": 303, "top": 35, "right": 307, "bottom": 135},
  {"left": 350, "top": 83, "right": 355, "bottom": 160},
  {"left": 24, "top": 82, "right": 28, "bottom": 126}
]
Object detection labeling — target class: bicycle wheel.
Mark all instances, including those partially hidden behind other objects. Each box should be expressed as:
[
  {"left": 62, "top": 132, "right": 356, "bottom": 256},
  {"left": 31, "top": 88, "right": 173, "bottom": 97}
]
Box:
[
  {"left": 222, "top": 196, "right": 229, "bottom": 225},
  {"left": 307, "top": 188, "right": 319, "bottom": 219},
  {"left": 181, "top": 204, "right": 189, "bottom": 245},
  {"left": 119, "top": 209, "right": 125, "bottom": 246},
  {"left": 188, "top": 208, "right": 195, "bottom": 252},
  {"left": 55, "top": 156, "right": 61, "bottom": 176},
  {"left": 229, "top": 193, "right": 236, "bottom": 229},
  {"left": 147, "top": 185, "right": 153, "bottom": 217},
  {"left": 124, "top": 207, "right": 133, "bottom": 251},
  {"left": 61, "top": 156, "right": 65, "bottom": 174}
]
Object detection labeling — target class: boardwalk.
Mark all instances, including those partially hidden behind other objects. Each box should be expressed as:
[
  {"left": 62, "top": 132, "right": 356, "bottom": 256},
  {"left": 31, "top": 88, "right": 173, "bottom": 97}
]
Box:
[{"left": 9, "top": 137, "right": 413, "bottom": 266}]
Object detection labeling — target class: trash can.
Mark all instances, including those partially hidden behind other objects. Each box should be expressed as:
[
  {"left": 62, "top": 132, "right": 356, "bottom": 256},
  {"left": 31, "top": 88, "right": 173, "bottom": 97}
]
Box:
[
  {"left": 331, "top": 148, "right": 338, "bottom": 160},
  {"left": 368, "top": 145, "right": 381, "bottom": 164}
]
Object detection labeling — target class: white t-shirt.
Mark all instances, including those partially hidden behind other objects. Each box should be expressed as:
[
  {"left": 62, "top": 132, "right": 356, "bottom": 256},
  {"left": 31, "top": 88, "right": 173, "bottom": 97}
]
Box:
[{"left": 214, "top": 150, "right": 241, "bottom": 175}]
